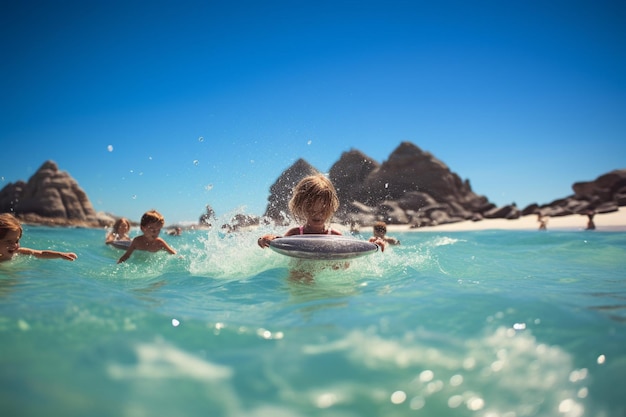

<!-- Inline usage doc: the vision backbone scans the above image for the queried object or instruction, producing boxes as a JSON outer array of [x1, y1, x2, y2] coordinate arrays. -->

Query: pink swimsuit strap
[[299, 226, 332, 235]]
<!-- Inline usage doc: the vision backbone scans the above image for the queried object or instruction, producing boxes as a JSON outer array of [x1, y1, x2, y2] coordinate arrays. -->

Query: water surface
[[1, 226, 625, 417]]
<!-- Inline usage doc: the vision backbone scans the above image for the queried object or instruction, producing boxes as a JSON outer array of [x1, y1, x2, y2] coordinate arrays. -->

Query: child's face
[[0, 229, 20, 261], [141, 223, 163, 241], [373, 227, 386, 237], [117, 222, 130, 234], [303, 200, 330, 226]]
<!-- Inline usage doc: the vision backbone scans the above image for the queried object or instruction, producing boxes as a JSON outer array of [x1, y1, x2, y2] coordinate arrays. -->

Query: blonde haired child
[[0, 213, 77, 262], [257, 174, 386, 250], [117, 210, 176, 263]]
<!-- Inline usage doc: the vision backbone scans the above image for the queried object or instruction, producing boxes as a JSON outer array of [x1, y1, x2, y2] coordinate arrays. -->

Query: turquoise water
[[1, 225, 625, 417]]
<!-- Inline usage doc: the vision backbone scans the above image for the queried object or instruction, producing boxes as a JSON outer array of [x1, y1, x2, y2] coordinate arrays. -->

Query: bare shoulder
[[130, 235, 148, 249], [283, 227, 301, 236]]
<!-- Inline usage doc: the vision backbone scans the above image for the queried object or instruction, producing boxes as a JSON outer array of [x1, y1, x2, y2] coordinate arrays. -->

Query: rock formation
[[263, 158, 320, 224], [263, 142, 500, 227], [260, 142, 625, 228], [523, 169, 626, 217], [0, 160, 109, 227], [332, 142, 497, 226]]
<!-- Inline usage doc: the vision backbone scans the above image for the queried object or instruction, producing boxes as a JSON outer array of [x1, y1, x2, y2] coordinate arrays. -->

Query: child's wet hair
[[0, 213, 23, 239], [373, 221, 387, 233], [112, 217, 130, 231], [140, 210, 165, 227], [288, 174, 339, 224]]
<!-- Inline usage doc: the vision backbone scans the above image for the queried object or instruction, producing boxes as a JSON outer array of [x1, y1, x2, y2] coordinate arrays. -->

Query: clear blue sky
[[2, 0, 625, 224]]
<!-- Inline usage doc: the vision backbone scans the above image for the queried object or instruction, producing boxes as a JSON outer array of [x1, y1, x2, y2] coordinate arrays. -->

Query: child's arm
[[158, 238, 177, 255], [105, 233, 115, 244], [257, 227, 303, 248], [117, 245, 135, 263], [18, 247, 78, 261]]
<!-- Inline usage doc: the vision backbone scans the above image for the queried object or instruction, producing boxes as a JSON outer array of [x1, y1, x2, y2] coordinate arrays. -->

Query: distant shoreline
[[18, 207, 626, 233], [384, 207, 626, 233]]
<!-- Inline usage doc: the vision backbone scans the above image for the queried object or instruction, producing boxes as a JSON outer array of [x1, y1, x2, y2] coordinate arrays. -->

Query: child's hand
[[62, 252, 78, 261], [368, 237, 386, 252], [257, 234, 279, 248]]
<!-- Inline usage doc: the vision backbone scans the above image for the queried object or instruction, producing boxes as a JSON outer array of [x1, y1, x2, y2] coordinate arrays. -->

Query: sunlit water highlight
[[1, 225, 625, 417]]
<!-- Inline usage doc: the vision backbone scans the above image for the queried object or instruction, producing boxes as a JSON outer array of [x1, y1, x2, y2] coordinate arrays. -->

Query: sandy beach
[[385, 207, 626, 233]]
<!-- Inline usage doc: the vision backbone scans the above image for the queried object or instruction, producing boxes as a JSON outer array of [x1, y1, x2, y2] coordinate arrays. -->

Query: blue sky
[[2, 0, 625, 224]]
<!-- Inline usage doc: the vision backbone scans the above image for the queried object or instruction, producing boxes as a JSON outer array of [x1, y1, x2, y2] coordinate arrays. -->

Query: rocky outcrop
[[263, 158, 320, 224], [337, 142, 497, 226], [0, 160, 108, 227], [259, 143, 625, 228], [525, 169, 626, 217], [263, 142, 499, 227], [329, 149, 379, 213]]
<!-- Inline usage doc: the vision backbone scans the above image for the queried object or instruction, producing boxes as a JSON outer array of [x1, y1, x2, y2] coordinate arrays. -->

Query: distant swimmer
[[117, 210, 177, 263], [537, 213, 548, 231], [585, 211, 596, 230], [370, 221, 400, 245], [105, 217, 131, 244], [167, 227, 182, 236]]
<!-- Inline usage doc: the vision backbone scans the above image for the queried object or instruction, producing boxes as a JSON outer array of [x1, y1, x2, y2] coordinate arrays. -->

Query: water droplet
[[132, 195, 137, 200], [198, 136, 204, 142], [448, 395, 463, 408], [450, 374, 463, 386], [409, 396, 425, 410], [466, 396, 484, 411], [384, 183, 389, 189], [172, 319, 180, 327], [107, 145, 114, 152], [391, 391, 406, 404], [193, 160, 199, 166], [205, 184, 213, 191], [307, 140, 312, 145], [419, 370, 434, 382], [316, 393, 337, 408]]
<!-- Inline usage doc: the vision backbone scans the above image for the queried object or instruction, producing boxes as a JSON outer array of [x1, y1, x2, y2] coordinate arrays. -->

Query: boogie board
[[269, 235, 378, 260], [108, 240, 131, 250]]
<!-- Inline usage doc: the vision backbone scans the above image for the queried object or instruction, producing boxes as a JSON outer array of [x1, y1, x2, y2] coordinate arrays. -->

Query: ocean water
[[1, 225, 625, 417]]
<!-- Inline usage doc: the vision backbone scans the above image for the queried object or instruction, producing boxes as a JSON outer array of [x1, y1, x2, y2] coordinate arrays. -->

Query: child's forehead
[[143, 221, 163, 228]]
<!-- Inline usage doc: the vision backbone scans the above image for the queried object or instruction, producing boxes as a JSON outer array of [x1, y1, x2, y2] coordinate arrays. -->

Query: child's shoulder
[[284, 226, 302, 236]]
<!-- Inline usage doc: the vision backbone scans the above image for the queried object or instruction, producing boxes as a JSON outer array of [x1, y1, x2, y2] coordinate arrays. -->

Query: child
[[257, 174, 386, 250], [117, 210, 177, 263], [105, 217, 131, 244], [0, 213, 77, 262], [369, 221, 400, 246]]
